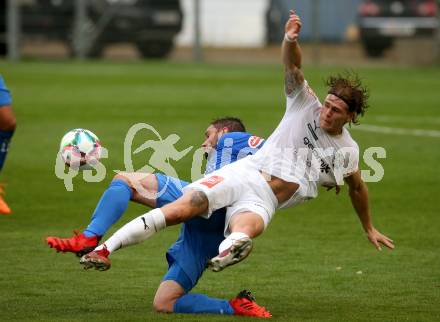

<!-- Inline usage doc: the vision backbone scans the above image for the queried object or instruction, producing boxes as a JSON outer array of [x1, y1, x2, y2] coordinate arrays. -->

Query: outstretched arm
[[282, 10, 304, 95], [345, 170, 395, 251]]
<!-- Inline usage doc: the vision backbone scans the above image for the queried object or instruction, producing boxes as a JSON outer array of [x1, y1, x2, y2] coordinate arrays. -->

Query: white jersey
[[249, 80, 359, 208]]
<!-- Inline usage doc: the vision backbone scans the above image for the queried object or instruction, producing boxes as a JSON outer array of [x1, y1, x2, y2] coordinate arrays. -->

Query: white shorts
[[183, 158, 278, 236]]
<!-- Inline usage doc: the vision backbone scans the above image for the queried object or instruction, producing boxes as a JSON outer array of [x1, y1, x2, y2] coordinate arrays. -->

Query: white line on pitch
[[352, 124, 440, 138], [371, 115, 440, 125]]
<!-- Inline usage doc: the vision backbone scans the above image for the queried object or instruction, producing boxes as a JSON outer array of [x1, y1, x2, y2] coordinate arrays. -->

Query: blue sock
[[0, 129, 14, 171], [173, 293, 234, 315], [83, 179, 133, 237]]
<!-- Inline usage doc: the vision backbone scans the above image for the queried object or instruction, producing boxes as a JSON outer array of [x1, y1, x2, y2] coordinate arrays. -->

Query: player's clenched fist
[[285, 10, 302, 42]]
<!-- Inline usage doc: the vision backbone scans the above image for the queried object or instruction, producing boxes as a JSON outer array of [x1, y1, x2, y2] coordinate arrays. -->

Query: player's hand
[[366, 227, 394, 251], [326, 185, 341, 195], [285, 10, 302, 41]]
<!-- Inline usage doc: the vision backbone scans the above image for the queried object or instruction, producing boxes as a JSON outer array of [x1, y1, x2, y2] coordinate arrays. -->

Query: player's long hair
[[211, 117, 246, 132], [326, 71, 370, 125]]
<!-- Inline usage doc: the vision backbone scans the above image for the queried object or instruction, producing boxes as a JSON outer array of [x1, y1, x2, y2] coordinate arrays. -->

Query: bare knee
[[187, 190, 209, 214], [112, 173, 135, 195], [153, 296, 174, 313], [163, 203, 196, 225], [162, 190, 209, 225], [113, 173, 131, 185], [153, 281, 184, 313], [113, 172, 159, 207]]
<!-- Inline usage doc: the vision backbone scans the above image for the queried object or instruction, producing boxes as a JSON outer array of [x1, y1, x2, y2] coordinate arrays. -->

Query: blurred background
[[1, 0, 439, 65]]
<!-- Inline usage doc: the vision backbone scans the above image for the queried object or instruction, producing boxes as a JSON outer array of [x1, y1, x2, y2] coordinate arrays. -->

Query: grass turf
[[0, 60, 439, 321]]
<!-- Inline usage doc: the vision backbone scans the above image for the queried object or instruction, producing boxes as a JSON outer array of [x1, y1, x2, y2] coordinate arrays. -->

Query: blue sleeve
[[229, 132, 265, 162], [214, 134, 234, 169], [210, 132, 265, 171], [0, 76, 12, 106]]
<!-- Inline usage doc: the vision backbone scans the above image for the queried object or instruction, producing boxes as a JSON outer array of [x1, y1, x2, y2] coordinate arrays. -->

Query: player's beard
[[204, 146, 214, 160]]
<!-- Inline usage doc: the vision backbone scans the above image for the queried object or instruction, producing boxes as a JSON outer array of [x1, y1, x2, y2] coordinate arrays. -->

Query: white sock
[[218, 232, 250, 254], [95, 208, 166, 253]]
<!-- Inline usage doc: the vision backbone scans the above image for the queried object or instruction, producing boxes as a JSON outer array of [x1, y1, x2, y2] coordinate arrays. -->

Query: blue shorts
[[155, 173, 226, 293], [163, 261, 193, 293], [155, 173, 188, 207], [0, 76, 12, 107]]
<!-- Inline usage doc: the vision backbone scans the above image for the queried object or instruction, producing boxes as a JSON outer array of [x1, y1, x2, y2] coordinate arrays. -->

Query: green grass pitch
[[0, 60, 439, 321]]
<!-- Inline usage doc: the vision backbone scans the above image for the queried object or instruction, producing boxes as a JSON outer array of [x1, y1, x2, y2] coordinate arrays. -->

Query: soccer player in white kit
[[82, 10, 394, 274]]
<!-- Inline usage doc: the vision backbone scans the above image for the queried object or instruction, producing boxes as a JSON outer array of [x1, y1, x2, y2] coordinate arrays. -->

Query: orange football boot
[[46, 230, 100, 257], [229, 290, 272, 318], [0, 184, 11, 215]]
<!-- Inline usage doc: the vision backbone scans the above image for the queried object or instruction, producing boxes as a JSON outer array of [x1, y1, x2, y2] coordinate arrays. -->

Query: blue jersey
[[0, 76, 12, 107], [205, 132, 265, 175], [159, 131, 265, 292]]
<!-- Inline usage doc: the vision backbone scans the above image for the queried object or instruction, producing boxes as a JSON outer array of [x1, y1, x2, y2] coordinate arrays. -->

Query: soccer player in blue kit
[[0, 75, 17, 215], [47, 117, 271, 317]]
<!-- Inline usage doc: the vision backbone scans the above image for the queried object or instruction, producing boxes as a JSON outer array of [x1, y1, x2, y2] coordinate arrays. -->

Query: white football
[[60, 128, 101, 170]]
